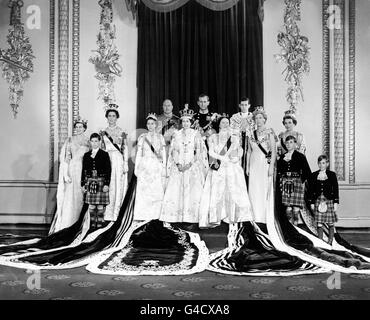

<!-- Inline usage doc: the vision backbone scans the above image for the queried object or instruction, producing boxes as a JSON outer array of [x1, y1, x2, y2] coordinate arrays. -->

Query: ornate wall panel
[[72, 0, 80, 130], [49, 0, 57, 181], [322, 0, 356, 183], [348, 0, 355, 183], [322, 0, 330, 158], [333, 0, 345, 181], [58, 0, 69, 155]]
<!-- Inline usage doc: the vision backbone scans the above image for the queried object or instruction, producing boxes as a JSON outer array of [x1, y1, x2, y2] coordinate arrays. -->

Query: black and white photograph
[[0, 0, 369, 309]]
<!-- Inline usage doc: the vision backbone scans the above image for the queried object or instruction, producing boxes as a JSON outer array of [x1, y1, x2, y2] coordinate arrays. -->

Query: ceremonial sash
[[144, 136, 163, 162], [210, 136, 232, 171], [101, 131, 126, 154], [253, 130, 272, 164]]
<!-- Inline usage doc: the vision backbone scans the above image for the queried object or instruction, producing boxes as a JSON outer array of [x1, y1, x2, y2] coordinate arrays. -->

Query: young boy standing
[[277, 135, 311, 225], [81, 133, 112, 230], [308, 155, 339, 245]]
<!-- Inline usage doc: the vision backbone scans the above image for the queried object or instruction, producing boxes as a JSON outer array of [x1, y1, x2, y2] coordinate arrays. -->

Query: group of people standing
[[133, 94, 340, 245], [51, 93, 341, 247], [0, 95, 368, 276], [50, 104, 128, 232]]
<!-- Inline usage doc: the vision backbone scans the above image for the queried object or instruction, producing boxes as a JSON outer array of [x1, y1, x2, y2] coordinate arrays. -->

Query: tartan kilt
[[280, 176, 305, 207], [85, 177, 110, 205], [314, 195, 337, 224]]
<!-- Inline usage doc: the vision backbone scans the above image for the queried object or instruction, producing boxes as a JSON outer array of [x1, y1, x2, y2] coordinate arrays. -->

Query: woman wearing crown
[[134, 113, 167, 221], [199, 114, 253, 229], [278, 110, 306, 157], [160, 105, 208, 223], [247, 107, 277, 224], [49, 117, 90, 234], [100, 104, 129, 222]]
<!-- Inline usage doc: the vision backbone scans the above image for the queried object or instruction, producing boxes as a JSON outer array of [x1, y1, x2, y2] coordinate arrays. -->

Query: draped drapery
[[125, 0, 265, 19], [136, 0, 263, 127], [140, 0, 240, 12]]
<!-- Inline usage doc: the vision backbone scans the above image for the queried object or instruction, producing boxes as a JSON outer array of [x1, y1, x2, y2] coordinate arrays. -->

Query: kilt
[[314, 195, 337, 224], [85, 176, 110, 205], [280, 176, 305, 207]]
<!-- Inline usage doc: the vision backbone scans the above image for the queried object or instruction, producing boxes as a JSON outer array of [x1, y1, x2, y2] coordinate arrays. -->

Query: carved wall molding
[[322, 0, 330, 158], [333, 0, 345, 181], [58, 0, 69, 156], [72, 0, 80, 131], [348, 0, 355, 184], [49, 0, 57, 181], [322, 0, 356, 183]]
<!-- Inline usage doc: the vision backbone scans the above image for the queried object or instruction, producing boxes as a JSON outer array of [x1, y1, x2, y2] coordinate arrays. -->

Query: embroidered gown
[[102, 126, 128, 221], [134, 132, 167, 221], [160, 128, 208, 223], [49, 134, 90, 234], [248, 128, 276, 224], [199, 130, 253, 228]]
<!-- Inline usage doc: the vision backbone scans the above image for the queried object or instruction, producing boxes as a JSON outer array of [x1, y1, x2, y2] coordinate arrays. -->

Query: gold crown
[[254, 106, 264, 113], [252, 106, 267, 119], [104, 103, 119, 112], [284, 109, 297, 120], [74, 115, 88, 127], [179, 104, 195, 119], [218, 112, 229, 119], [146, 112, 158, 121]]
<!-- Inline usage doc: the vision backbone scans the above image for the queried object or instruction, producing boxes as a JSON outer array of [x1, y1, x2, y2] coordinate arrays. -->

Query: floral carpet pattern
[[0, 267, 369, 300]]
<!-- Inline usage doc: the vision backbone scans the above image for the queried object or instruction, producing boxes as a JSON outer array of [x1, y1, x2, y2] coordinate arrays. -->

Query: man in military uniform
[[157, 99, 180, 157], [193, 94, 218, 146]]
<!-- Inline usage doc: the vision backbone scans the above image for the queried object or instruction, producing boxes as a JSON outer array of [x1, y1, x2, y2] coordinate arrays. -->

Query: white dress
[[160, 128, 208, 223], [199, 130, 254, 228], [102, 126, 128, 221], [248, 128, 275, 224], [134, 132, 166, 221], [49, 134, 90, 234]]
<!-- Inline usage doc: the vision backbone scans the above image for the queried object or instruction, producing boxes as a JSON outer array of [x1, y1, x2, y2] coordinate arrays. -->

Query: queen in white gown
[[160, 106, 208, 223], [199, 115, 254, 228], [247, 107, 277, 224], [134, 113, 167, 221], [49, 118, 90, 234], [100, 105, 128, 222]]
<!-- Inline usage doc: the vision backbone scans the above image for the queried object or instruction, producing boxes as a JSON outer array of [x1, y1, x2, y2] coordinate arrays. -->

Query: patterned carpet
[[0, 224, 369, 300]]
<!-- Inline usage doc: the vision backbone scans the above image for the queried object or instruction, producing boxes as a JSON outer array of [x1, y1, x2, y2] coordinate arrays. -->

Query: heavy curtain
[[137, 0, 263, 127], [140, 0, 240, 12]]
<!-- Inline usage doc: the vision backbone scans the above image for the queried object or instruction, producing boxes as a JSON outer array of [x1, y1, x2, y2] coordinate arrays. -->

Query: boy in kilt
[[277, 135, 311, 225], [81, 133, 112, 230], [307, 155, 339, 245]]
